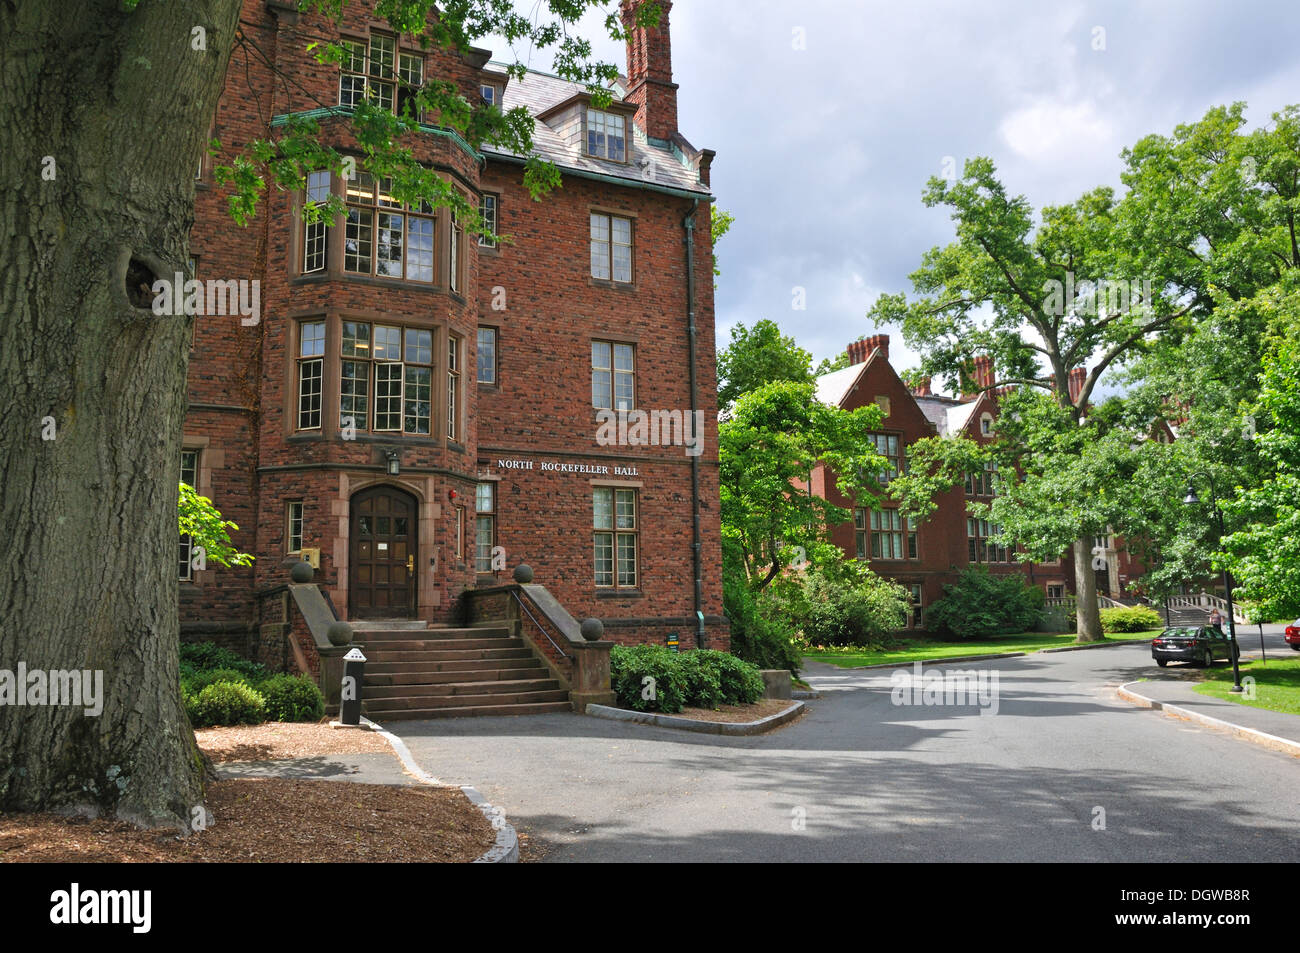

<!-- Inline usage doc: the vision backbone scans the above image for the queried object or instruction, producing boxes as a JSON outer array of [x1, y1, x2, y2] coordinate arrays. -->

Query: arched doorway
[[349, 485, 419, 619]]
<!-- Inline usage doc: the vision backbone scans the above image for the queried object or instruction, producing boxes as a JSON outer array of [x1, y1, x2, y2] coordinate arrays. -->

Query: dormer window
[[339, 35, 422, 117], [586, 108, 626, 162]]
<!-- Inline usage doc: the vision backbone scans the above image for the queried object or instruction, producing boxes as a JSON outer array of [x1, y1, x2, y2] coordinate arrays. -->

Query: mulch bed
[[668, 699, 801, 724], [0, 723, 498, 863], [195, 721, 394, 763]]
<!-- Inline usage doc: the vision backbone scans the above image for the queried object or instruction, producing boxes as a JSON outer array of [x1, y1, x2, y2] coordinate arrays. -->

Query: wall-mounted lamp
[[448, 489, 458, 501], [384, 450, 400, 476]]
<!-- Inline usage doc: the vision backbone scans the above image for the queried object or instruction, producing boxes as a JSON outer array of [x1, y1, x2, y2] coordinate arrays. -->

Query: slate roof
[[482, 65, 711, 197]]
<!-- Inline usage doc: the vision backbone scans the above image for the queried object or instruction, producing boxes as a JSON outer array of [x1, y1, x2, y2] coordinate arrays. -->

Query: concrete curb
[[807, 652, 1028, 672], [1115, 683, 1300, 759], [805, 638, 1153, 672], [792, 690, 821, 700], [586, 700, 805, 735], [1039, 638, 1152, 654], [361, 716, 519, 863]]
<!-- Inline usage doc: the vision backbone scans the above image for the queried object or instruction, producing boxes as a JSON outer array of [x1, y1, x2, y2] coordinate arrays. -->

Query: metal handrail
[[509, 588, 570, 659]]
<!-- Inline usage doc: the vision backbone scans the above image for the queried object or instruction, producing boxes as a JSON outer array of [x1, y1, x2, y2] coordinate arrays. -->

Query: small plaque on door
[[377, 542, 389, 552]]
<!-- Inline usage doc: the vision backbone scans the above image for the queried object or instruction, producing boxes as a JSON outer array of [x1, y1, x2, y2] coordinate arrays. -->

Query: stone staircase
[[353, 620, 571, 721]]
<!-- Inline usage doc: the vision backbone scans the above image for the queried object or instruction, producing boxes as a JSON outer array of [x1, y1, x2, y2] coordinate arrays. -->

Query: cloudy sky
[[502, 1, 1300, 391]]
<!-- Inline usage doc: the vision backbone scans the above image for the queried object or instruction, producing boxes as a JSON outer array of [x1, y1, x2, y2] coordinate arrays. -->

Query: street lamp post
[[1182, 473, 1243, 693]]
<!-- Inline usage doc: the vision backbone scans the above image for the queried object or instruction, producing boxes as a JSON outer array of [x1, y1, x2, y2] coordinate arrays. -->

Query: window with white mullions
[[870, 509, 916, 561], [594, 487, 638, 589], [585, 108, 626, 162], [340, 322, 433, 436], [479, 194, 498, 248], [968, 518, 1008, 563], [297, 321, 326, 430], [302, 170, 331, 273], [179, 449, 200, 581], [590, 213, 633, 283], [345, 169, 435, 282], [477, 327, 497, 384], [965, 461, 998, 496], [286, 501, 304, 554], [867, 433, 902, 484], [446, 335, 461, 441], [475, 483, 495, 572], [592, 340, 634, 410]]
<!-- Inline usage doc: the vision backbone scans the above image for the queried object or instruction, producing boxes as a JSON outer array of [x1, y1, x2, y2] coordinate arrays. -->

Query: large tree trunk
[[0, 0, 241, 828], [1073, 537, 1104, 642]]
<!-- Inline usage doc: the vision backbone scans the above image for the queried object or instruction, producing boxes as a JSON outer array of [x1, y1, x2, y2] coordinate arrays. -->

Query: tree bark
[[1073, 537, 1104, 642], [0, 0, 241, 828]]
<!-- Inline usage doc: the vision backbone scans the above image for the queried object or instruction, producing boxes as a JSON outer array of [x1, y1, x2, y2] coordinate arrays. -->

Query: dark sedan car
[[1151, 625, 1240, 668]]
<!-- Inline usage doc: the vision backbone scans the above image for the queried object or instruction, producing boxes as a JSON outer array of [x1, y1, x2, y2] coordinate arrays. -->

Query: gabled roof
[[483, 65, 711, 197], [813, 363, 866, 408], [913, 394, 980, 437]]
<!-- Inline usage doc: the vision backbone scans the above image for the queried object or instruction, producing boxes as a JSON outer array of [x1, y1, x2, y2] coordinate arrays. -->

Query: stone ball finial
[[580, 618, 604, 642], [290, 561, 314, 583], [513, 563, 534, 584], [326, 621, 353, 647]]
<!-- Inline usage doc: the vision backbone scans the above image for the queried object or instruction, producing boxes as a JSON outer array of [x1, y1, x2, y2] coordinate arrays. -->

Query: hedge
[[610, 645, 764, 714]]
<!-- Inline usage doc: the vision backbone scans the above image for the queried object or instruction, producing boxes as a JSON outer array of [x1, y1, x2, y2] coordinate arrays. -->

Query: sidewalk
[[1118, 673, 1300, 756]]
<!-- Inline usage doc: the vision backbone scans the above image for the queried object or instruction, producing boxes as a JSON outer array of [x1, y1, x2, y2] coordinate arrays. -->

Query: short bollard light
[[340, 647, 367, 726]]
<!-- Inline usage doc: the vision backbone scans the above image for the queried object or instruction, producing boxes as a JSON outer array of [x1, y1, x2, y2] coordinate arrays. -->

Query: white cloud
[[999, 100, 1115, 162]]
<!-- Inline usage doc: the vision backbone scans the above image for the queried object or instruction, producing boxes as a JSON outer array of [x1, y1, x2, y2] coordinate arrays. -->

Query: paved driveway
[[391, 642, 1299, 862]]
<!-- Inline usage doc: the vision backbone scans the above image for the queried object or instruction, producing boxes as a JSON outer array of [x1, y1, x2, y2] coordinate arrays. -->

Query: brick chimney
[[962, 355, 995, 399], [864, 334, 889, 362], [911, 376, 932, 397], [1068, 366, 1087, 404], [846, 339, 869, 366], [620, 0, 678, 141]]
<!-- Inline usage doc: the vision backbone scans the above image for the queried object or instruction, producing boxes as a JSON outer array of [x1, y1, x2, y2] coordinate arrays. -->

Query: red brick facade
[[814, 335, 1152, 630], [181, 0, 727, 651]]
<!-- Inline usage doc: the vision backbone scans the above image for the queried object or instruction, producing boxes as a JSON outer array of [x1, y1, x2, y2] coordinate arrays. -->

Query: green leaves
[[716, 319, 813, 410], [720, 380, 885, 591], [178, 483, 253, 569], [214, 0, 647, 231], [1222, 299, 1300, 619]]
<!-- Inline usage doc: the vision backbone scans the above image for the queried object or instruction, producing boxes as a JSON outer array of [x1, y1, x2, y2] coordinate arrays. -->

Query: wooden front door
[[349, 486, 418, 619]]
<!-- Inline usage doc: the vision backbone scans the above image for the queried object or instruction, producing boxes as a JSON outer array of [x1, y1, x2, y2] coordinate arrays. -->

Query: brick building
[[812, 334, 1155, 630], [180, 0, 728, 658]]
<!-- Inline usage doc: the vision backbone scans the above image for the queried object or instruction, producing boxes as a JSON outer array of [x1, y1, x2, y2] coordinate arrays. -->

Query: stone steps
[[367, 701, 573, 721], [354, 617, 569, 721]]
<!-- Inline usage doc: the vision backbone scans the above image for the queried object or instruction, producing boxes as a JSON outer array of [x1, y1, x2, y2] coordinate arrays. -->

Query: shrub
[[180, 642, 267, 680], [781, 562, 909, 647], [694, 650, 764, 705], [182, 666, 255, 695], [723, 566, 802, 674], [610, 645, 686, 713], [925, 567, 1045, 640], [186, 680, 267, 728], [610, 645, 766, 712], [259, 673, 325, 722], [1099, 605, 1164, 633], [676, 652, 724, 709]]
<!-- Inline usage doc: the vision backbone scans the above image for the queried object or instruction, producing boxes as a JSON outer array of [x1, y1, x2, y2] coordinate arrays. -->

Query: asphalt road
[[393, 640, 1300, 862]]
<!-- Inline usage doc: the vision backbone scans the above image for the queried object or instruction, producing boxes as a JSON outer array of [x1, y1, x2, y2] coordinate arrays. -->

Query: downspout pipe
[[684, 199, 705, 648]]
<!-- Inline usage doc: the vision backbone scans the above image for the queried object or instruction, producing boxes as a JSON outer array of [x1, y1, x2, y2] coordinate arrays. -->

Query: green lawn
[[1193, 657, 1300, 716], [803, 630, 1158, 668]]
